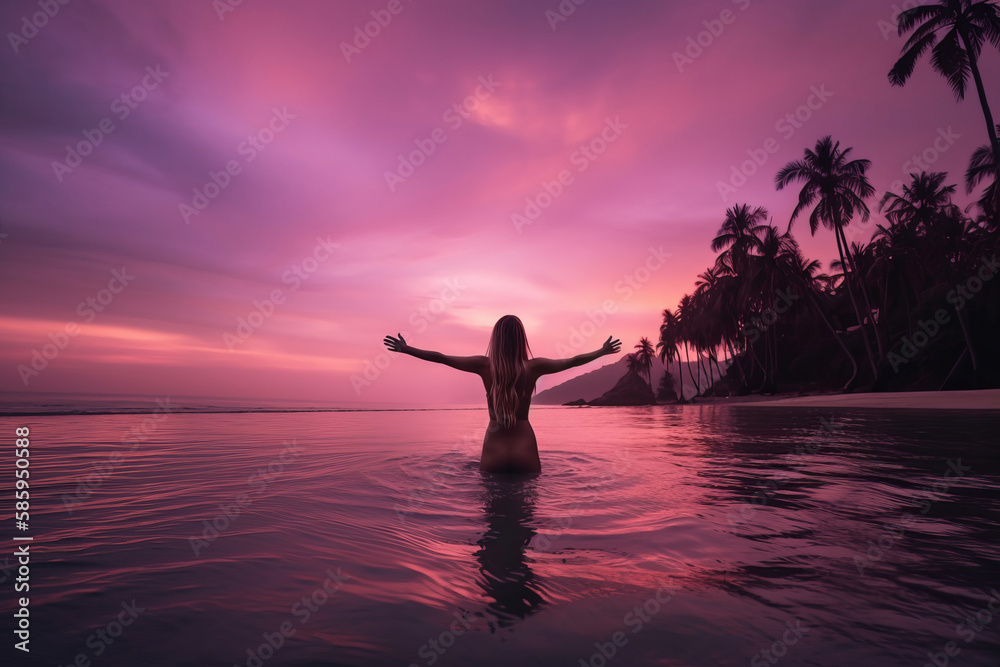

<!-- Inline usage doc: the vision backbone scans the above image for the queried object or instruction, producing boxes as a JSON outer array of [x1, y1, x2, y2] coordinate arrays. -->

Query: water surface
[[3, 406, 999, 666]]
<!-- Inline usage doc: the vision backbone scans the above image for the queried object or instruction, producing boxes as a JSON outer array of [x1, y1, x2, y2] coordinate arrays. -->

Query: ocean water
[[3, 406, 999, 667]]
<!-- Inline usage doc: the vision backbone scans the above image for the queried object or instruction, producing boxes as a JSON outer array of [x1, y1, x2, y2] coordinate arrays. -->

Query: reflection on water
[[476, 475, 547, 627], [4, 406, 1000, 666]]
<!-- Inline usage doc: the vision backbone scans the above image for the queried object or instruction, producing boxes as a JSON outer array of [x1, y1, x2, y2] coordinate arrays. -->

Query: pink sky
[[1, 0, 997, 407]]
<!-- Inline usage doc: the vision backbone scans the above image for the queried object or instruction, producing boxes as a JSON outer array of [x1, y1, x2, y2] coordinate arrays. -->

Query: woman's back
[[480, 363, 545, 474], [484, 370, 535, 423]]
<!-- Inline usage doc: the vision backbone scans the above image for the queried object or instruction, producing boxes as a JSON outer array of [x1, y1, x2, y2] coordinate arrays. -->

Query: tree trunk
[[747, 339, 766, 392], [901, 272, 913, 335], [939, 348, 968, 391], [726, 339, 748, 391], [881, 268, 891, 347], [799, 277, 859, 391], [685, 345, 699, 397], [955, 304, 980, 378], [667, 358, 687, 403], [839, 225, 884, 361], [962, 25, 1000, 210], [712, 352, 726, 394], [834, 223, 878, 380], [755, 333, 769, 394], [695, 347, 703, 395], [769, 328, 776, 386], [769, 274, 778, 390]]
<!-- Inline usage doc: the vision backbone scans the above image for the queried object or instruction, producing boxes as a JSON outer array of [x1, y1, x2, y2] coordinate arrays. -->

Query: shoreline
[[0, 406, 491, 417], [680, 389, 1000, 410], [3, 389, 999, 417]]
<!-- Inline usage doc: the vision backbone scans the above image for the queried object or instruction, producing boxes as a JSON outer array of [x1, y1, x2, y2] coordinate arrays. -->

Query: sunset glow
[[1, 0, 996, 406]]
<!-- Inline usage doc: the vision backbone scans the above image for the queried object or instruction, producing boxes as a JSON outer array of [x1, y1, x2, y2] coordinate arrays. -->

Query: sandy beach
[[743, 389, 1000, 410]]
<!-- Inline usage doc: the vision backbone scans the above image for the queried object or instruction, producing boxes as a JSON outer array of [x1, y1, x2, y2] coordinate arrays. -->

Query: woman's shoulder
[[525, 359, 550, 384], [526, 357, 559, 374]]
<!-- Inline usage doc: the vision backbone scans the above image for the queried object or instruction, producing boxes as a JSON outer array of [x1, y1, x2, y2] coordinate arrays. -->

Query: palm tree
[[871, 221, 922, 339], [625, 353, 641, 376], [657, 308, 686, 401], [712, 204, 768, 272], [675, 294, 703, 396], [634, 337, 655, 390], [775, 136, 881, 380], [879, 171, 957, 231], [694, 266, 741, 395], [965, 124, 999, 220], [740, 225, 803, 393], [785, 251, 862, 391], [878, 172, 959, 339], [889, 0, 1000, 199], [686, 289, 718, 393], [920, 203, 984, 375], [656, 371, 677, 401], [708, 234, 757, 393]]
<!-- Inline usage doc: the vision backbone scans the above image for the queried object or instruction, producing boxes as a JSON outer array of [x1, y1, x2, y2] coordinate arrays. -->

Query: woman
[[383, 315, 621, 474]]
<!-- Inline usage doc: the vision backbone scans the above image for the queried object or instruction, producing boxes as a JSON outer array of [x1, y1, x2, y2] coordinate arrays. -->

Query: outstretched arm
[[383, 333, 487, 374], [532, 336, 621, 376]]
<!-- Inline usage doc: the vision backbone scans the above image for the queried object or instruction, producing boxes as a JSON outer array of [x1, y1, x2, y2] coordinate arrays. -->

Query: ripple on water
[[7, 408, 1000, 666]]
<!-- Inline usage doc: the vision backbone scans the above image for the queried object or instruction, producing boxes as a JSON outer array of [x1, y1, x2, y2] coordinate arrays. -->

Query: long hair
[[486, 315, 533, 428]]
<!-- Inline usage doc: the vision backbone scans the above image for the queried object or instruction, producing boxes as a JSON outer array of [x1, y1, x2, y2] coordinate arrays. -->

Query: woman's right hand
[[601, 336, 621, 356], [383, 333, 408, 353]]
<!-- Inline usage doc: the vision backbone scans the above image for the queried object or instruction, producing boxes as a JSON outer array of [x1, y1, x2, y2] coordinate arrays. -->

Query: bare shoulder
[[527, 357, 561, 376], [433, 353, 490, 375], [464, 355, 490, 373]]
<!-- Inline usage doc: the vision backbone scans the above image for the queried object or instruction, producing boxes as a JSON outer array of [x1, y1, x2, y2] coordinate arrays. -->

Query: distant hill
[[533, 356, 726, 404]]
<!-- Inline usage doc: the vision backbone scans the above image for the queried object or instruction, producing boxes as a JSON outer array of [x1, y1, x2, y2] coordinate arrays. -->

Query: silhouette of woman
[[384, 315, 621, 474]]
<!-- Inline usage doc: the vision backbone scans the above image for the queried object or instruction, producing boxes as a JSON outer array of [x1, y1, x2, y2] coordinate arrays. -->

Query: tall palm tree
[[920, 203, 984, 375], [675, 294, 703, 396], [695, 265, 744, 394], [878, 172, 959, 339], [784, 251, 862, 391], [775, 136, 881, 380], [965, 124, 1000, 220], [711, 232, 763, 392], [871, 221, 922, 338], [741, 225, 802, 393], [689, 289, 719, 392], [712, 204, 768, 272], [889, 0, 1000, 198], [656, 308, 684, 401], [634, 337, 655, 390]]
